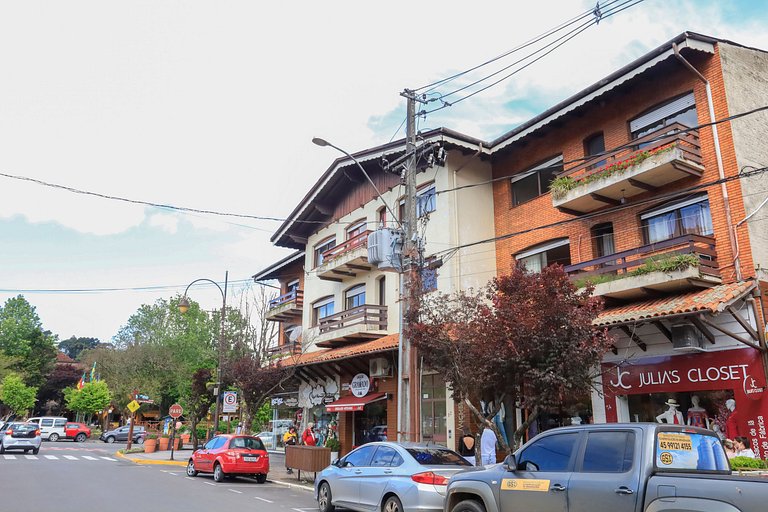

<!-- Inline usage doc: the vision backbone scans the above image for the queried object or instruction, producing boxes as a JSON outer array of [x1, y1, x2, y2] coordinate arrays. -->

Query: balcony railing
[[268, 341, 301, 355], [564, 234, 720, 299], [269, 289, 303, 310], [552, 124, 703, 213], [317, 231, 373, 282], [321, 231, 371, 263], [318, 304, 388, 334], [265, 289, 303, 322]]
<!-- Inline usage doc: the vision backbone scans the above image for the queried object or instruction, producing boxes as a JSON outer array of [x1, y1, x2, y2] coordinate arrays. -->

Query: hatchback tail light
[[5, 430, 11, 436], [35, 430, 41, 436], [411, 471, 449, 486]]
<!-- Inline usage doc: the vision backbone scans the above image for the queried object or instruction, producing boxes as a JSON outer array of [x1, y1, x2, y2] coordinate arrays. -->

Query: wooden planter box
[[285, 445, 332, 473]]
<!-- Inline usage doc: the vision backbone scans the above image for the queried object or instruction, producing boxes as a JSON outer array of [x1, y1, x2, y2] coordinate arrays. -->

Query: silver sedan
[[0, 423, 42, 454], [315, 442, 473, 512]]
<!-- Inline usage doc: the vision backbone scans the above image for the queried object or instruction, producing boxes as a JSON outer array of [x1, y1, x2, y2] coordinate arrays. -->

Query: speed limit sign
[[222, 391, 238, 412]]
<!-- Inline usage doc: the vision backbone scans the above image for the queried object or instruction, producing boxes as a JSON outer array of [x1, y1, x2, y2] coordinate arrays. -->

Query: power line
[[0, 278, 281, 295]]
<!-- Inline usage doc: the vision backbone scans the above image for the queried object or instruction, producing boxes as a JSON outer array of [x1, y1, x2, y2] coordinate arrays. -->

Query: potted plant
[[325, 437, 341, 463], [158, 434, 170, 451], [144, 433, 158, 453], [179, 426, 191, 446]]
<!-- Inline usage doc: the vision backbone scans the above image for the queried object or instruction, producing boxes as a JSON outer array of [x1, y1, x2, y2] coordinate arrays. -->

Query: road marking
[[228, 489, 242, 494], [25, 455, 38, 460], [205, 482, 216, 486], [63, 455, 78, 460], [100, 456, 117, 461], [254, 497, 273, 503], [44, 455, 58, 460], [2, 455, 16, 460], [168, 472, 179, 476], [82, 456, 98, 460]]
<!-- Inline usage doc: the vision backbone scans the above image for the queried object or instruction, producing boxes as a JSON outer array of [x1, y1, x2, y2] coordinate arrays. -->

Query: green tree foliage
[[0, 296, 57, 388], [36, 363, 82, 415], [58, 336, 100, 360], [64, 381, 112, 415], [182, 368, 214, 448], [0, 373, 38, 418]]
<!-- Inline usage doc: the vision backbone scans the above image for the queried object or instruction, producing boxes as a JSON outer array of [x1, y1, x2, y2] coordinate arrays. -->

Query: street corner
[[114, 450, 188, 466]]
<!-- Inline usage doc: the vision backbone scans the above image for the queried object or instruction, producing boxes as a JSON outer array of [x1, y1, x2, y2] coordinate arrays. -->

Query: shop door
[[354, 402, 387, 446], [500, 432, 579, 512], [568, 431, 639, 512]]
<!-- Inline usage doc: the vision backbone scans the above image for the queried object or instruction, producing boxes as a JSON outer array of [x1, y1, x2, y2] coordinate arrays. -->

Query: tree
[[0, 296, 57, 387], [406, 264, 611, 453], [0, 373, 37, 419], [58, 336, 100, 360], [183, 368, 215, 448], [64, 381, 112, 419], [227, 355, 295, 433], [35, 363, 83, 415]]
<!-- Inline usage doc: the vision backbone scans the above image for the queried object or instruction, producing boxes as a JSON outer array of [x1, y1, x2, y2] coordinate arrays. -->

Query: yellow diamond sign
[[127, 400, 140, 413]]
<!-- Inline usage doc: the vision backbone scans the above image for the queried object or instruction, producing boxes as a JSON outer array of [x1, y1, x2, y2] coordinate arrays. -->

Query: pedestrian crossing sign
[[127, 400, 140, 413]]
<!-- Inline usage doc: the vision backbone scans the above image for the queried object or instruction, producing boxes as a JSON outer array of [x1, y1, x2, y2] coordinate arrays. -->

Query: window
[[377, 276, 386, 306], [343, 445, 376, 467], [229, 437, 265, 450], [417, 184, 436, 216], [592, 223, 615, 258], [405, 448, 472, 466], [584, 132, 606, 170], [421, 374, 447, 443], [377, 206, 387, 228], [641, 195, 713, 244], [371, 446, 400, 467], [518, 432, 579, 472], [345, 284, 366, 309], [511, 155, 564, 206], [582, 431, 634, 472], [314, 237, 336, 267], [347, 220, 367, 239], [516, 239, 571, 272], [41, 419, 53, 427], [630, 92, 697, 140], [313, 296, 335, 325], [286, 279, 299, 294], [398, 198, 406, 222], [54, 419, 67, 427]]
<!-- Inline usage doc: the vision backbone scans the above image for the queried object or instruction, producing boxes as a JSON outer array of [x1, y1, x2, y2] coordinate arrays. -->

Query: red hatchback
[[187, 434, 269, 483], [64, 423, 91, 442]]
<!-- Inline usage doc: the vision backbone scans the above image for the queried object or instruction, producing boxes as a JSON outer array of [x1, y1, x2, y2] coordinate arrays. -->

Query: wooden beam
[[331, 269, 356, 277], [726, 305, 760, 342], [618, 326, 647, 351], [347, 264, 372, 271], [318, 275, 343, 282], [698, 316, 765, 351], [652, 321, 673, 343], [590, 193, 621, 206], [689, 317, 717, 345], [557, 206, 583, 216], [627, 178, 658, 192]]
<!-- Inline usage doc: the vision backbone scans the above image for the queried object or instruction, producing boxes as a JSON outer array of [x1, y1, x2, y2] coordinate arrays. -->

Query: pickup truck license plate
[[243, 456, 258, 462]]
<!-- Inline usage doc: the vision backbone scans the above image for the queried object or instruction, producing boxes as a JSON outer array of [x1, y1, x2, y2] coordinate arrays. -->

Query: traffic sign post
[[126, 399, 140, 451], [169, 403, 183, 461]]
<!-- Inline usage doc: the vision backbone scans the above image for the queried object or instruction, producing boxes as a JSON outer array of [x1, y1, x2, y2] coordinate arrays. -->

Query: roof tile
[[282, 334, 399, 367]]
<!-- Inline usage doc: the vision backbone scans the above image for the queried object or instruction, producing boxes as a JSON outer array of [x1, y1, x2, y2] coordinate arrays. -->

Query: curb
[[115, 450, 188, 466], [268, 478, 315, 492]]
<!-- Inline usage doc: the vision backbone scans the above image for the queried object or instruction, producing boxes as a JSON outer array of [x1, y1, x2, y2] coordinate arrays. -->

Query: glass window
[[347, 220, 367, 239], [631, 92, 697, 140], [417, 185, 436, 217], [371, 446, 400, 467], [655, 431, 729, 472], [398, 199, 406, 222], [313, 297, 335, 325], [212, 437, 227, 450], [229, 437, 265, 451], [516, 239, 571, 272], [405, 448, 472, 466], [204, 438, 218, 450], [314, 237, 336, 267], [54, 419, 67, 427], [511, 156, 563, 206], [582, 431, 635, 472], [518, 432, 579, 472], [641, 195, 713, 244], [41, 419, 54, 427], [345, 284, 366, 309], [378, 207, 387, 228], [286, 279, 299, 294], [343, 445, 377, 467], [584, 132, 606, 170]]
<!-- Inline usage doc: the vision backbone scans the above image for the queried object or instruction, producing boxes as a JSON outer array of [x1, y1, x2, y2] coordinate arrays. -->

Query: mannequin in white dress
[[656, 398, 685, 424]]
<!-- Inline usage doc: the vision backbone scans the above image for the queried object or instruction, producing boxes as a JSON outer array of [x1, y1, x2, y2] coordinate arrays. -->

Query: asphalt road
[[0, 441, 319, 512]]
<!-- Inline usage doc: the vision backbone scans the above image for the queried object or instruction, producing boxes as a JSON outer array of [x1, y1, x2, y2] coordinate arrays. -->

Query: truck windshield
[[655, 431, 729, 472]]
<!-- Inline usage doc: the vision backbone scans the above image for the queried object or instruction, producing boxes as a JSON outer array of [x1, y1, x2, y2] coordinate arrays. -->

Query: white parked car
[[27, 416, 68, 441]]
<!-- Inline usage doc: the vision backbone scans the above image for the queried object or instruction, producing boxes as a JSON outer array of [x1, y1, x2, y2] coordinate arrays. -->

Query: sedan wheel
[[75, 433, 87, 443], [48, 433, 59, 442], [451, 500, 486, 512], [135, 437, 144, 445], [318, 482, 335, 512], [186, 460, 198, 477], [32, 447, 40, 455], [106, 436, 115, 444], [255, 473, 267, 484], [383, 496, 403, 512], [213, 463, 225, 483]]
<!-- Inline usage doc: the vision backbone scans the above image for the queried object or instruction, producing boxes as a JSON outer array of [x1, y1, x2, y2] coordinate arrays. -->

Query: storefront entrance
[[353, 401, 387, 446]]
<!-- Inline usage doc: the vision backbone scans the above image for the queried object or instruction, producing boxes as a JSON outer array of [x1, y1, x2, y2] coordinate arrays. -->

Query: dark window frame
[[313, 236, 337, 267], [344, 284, 366, 309], [510, 155, 564, 206], [640, 194, 713, 244], [312, 296, 335, 326]]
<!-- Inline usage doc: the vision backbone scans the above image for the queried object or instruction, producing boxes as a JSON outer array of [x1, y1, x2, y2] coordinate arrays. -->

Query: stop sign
[[169, 403, 183, 419]]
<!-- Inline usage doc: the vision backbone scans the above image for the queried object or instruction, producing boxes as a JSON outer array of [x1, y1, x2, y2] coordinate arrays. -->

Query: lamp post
[[178, 271, 228, 437]]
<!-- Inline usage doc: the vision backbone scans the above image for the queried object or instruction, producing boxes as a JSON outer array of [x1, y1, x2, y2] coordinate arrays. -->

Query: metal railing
[[321, 231, 371, 263], [268, 289, 303, 310], [318, 304, 388, 334]]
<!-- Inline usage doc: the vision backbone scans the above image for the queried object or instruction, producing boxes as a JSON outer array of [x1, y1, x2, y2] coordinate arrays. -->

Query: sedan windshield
[[406, 448, 471, 466], [229, 437, 265, 450]]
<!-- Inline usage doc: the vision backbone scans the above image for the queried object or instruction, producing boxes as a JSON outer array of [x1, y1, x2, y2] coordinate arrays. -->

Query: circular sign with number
[[169, 403, 183, 419], [350, 373, 370, 398]]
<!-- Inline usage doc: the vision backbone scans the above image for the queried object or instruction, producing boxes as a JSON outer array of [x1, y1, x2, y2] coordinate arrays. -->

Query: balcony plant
[[573, 253, 701, 290]]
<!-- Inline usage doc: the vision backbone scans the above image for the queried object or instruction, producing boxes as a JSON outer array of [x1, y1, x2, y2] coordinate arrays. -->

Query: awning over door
[[325, 392, 387, 413]]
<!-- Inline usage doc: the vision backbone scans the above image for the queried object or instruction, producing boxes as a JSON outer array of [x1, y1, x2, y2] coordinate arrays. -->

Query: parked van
[[27, 417, 68, 441]]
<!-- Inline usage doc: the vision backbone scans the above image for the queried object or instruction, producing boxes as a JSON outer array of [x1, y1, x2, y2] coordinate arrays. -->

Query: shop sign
[[285, 397, 299, 407], [323, 396, 336, 404], [271, 395, 299, 407], [350, 373, 370, 398]]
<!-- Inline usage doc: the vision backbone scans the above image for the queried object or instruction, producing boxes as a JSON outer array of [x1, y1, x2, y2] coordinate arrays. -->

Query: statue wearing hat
[[656, 398, 685, 425]]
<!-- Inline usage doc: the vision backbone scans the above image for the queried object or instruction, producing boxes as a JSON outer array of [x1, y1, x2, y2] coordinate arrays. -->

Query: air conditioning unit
[[367, 228, 404, 271], [369, 357, 392, 378], [671, 323, 705, 352]]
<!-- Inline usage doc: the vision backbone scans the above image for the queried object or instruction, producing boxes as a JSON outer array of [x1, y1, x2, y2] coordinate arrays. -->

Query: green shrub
[[730, 456, 767, 470], [629, 254, 699, 277], [325, 437, 341, 451]]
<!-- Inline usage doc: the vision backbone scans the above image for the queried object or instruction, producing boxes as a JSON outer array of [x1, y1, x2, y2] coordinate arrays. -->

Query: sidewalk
[[115, 448, 316, 491]]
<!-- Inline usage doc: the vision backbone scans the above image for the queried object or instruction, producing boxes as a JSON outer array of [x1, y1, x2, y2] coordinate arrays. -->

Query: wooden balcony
[[265, 290, 303, 322], [553, 124, 704, 214], [268, 341, 301, 356], [564, 234, 721, 301], [315, 304, 388, 347], [317, 231, 373, 282]]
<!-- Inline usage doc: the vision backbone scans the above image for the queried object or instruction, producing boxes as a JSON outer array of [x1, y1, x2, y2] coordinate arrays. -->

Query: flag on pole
[[90, 361, 96, 382], [77, 373, 85, 390]]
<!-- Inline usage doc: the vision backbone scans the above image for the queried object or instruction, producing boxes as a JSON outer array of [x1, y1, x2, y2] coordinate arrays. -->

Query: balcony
[[317, 231, 373, 282], [268, 341, 301, 356], [265, 289, 303, 322], [564, 234, 720, 301], [315, 304, 388, 347], [552, 124, 704, 214]]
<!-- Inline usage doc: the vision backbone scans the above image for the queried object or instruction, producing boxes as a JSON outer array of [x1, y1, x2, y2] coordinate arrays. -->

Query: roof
[[252, 250, 304, 281], [282, 333, 398, 367], [595, 281, 757, 327]]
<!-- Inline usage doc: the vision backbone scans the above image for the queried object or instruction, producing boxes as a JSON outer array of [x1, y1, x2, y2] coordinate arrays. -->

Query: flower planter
[[144, 439, 157, 453], [158, 437, 170, 451], [172, 437, 182, 450], [181, 433, 190, 447]]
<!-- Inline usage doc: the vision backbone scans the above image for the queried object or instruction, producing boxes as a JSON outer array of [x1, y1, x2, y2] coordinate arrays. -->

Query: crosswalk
[[1, 453, 119, 462]]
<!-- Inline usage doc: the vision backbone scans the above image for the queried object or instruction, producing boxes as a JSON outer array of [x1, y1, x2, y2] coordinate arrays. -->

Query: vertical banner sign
[[222, 391, 238, 413]]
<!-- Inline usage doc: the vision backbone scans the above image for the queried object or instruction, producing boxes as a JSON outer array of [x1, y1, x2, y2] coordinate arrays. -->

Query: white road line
[[167, 472, 178, 476], [63, 455, 78, 460], [100, 457, 117, 461], [3, 455, 16, 460], [25, 455, 38, 460], [205, 482, 216, 486], [82, 456, 98, 460], [254, 497, 274, 503], [228, 489, 242, 494], [44, 455, 58, 460]]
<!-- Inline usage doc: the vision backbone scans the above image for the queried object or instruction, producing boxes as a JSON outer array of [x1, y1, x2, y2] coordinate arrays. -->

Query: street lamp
[[178, 271, 228, 437]]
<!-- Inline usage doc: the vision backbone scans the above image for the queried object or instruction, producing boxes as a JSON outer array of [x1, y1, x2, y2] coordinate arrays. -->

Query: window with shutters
[[510, 155, 564, 206], [515, 239, 571, 273], [630, 92, 697, 140]]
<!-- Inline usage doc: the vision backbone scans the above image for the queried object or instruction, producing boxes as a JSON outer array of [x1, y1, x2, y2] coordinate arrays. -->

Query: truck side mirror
[[503, 454, 517, 471]]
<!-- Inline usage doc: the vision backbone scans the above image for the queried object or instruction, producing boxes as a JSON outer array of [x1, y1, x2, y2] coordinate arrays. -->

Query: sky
[[1, 0, 767, 344]]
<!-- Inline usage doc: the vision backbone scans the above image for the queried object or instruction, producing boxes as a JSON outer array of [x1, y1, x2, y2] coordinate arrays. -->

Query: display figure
[[686, 395, 710, 428], [656, 398, 684, 424], [725, 399, 741, 439]]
